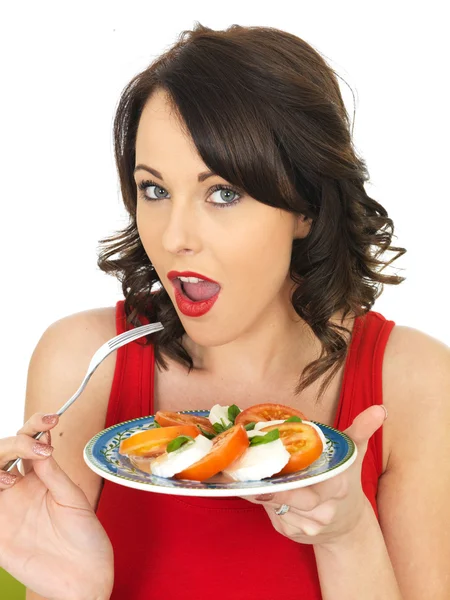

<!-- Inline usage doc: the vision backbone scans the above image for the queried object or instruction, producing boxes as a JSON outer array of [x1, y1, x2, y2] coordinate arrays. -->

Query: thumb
[[344, 405, 387, 457], [31, 456, 93, 511]]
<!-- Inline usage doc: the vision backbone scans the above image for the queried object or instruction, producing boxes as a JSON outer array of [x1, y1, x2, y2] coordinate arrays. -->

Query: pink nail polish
[[0, 473, 17, 485], [42, 414, 58, 425], [254, 493, 275, 502], [33, 443, 53, 457]]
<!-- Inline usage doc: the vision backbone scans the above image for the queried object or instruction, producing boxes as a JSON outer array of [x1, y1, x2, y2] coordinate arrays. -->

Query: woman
[[0, 23, 449, 600]]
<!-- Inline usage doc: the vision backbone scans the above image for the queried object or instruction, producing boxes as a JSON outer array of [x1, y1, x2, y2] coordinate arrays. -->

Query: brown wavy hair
[[97, 22, 405, 399]]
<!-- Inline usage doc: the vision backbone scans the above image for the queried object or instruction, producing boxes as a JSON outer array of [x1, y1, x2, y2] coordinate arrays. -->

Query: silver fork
[[4, 321, 164, 473]]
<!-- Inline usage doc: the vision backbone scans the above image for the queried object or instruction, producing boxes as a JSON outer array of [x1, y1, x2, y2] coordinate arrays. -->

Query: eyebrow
[[134, 164, 216, 183]]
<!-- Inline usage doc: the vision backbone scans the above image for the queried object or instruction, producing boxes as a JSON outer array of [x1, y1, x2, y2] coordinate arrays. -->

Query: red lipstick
[[167, 270, 221, 317]]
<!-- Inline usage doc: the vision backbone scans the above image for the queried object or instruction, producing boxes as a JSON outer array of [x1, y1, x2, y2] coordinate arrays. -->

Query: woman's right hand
[[0, 413, 114, 600]]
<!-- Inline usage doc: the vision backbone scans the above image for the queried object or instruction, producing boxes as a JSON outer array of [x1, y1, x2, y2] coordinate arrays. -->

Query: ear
[[293, 214, 312, 239]]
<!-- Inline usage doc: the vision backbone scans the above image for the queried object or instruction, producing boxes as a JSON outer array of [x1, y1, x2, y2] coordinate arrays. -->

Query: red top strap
[[334, 311, 395, 467], [104, 304, 155, 429]]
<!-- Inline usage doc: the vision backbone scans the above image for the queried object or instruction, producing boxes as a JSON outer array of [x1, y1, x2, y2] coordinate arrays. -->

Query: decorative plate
[[83, 410, 357, 497]]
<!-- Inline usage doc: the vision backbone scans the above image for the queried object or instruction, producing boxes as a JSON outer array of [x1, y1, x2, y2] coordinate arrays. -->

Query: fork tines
[[108, 323, 163, 350], [107, 323, 163, 351]]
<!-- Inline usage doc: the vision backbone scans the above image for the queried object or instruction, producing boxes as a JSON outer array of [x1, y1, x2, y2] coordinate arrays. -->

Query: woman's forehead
[[137, 91, 185, 146], [135, 92, 208, 181]]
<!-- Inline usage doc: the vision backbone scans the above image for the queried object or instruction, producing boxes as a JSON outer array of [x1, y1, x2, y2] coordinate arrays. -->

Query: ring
[[274, 503, 290, 516]]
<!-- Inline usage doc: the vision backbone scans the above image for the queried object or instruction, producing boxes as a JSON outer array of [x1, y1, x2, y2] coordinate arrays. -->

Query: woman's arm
[[314, 499, 402, 598], [316, 327, 450, 599], [20, 308, 117, 600]]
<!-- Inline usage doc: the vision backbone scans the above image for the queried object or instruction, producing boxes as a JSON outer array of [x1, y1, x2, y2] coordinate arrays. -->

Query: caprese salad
[[118, 403, 327, 483]]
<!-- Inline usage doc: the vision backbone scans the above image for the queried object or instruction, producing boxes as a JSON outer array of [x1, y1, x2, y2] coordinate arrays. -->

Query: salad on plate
[[118, 403, 327, 483]]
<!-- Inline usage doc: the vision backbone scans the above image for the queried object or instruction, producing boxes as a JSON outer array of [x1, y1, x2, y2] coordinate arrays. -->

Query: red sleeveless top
[[95, 301, 395, 600]]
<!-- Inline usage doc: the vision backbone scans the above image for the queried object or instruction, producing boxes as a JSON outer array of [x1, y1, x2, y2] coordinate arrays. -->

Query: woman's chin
[[182, 326, 234, 349], [179, 316, 241, 351]]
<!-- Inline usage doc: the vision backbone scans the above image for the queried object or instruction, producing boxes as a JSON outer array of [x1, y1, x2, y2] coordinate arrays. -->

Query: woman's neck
[[183, 299, 316, 381], [182, 298, 354, 388]]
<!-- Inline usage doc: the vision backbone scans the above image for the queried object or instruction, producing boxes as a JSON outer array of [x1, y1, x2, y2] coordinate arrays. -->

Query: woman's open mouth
[[167, 271, 221, 317]]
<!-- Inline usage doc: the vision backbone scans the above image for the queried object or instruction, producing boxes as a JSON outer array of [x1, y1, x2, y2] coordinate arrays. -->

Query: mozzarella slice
[[150, 435, 213, 478], [247, 429, 267, 439], [223, 439, 290, 482], [208, 404, 232, 427], [254, 419, 286, 430], [247, 420, 287, 439], [249, 419, 327, 453]]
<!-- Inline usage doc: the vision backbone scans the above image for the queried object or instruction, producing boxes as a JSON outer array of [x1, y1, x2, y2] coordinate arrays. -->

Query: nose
[[161, 199, 202, 256]]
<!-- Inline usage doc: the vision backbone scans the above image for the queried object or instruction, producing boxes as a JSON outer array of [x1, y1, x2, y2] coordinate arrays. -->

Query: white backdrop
[[0, 1, 448, 438]]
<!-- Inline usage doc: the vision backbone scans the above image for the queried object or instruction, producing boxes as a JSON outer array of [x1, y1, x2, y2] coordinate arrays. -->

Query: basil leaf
[[284, 415, 302, 423], [213, 419, 233, 435], [213, 422, 226, 434], [153, 420, 162, 428], [244, 422, 256, 431], [227, 404, 241, 423], [166, 435, 195, 453], [249, 429, 280, 446], [198, 426, 216, 440]]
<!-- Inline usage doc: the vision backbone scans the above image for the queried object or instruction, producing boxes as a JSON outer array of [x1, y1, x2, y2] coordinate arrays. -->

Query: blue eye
[[137, 180, 169, 200], [136, 179, 243, 208], [208, 185, 241, 207]]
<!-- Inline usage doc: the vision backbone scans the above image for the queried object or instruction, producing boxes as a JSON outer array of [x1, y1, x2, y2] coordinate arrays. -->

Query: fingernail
[[380, 405, 388, 420], [254, 493, 275, 502], [0, 473, 17, 485], [33, 443, 54, 457], [42, 414, 58, 425]]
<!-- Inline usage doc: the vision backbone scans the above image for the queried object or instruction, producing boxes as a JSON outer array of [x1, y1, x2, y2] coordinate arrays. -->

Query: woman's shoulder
[[23, 305, 119, 508], [383, 324, 449, 394], [45, 304, 117, 339], [27, 305, 118, 417], [383, 323, 449, 411], [27, 303, 118, 419], [362, 311, 449, 382], [380, 323, 450, 468], [28, 305, 118, 386]]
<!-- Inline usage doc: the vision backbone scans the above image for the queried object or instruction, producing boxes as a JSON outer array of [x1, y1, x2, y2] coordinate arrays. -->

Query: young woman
[[0, 23, 449, 600]]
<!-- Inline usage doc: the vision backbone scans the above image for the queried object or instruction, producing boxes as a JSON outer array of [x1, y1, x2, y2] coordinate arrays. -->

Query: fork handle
[[3, 360, 97, 472], [4, 368, 94, 473], [2, 323, 163, 474], [3, 377, 89, 473]]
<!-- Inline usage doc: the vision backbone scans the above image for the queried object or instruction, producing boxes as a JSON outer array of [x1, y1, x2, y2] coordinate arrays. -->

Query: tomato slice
[[175, 424, 249, 482], [154, 411, 216, 435], [234, 403, 307, 427], [118, 424, 199, 457], [260, 422, 323, 474]]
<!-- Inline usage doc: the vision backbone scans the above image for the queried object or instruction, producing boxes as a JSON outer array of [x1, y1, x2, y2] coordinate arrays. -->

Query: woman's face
[[134, 89, 309, 347]]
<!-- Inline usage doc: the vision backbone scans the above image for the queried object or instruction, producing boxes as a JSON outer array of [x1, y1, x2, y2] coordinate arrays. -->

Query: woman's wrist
[[313, 500, 402, 600], [77, 591, 110, 600], [314, 497, 376, 551], [66, 579, 112, 600], [92, 583, 113, 600]]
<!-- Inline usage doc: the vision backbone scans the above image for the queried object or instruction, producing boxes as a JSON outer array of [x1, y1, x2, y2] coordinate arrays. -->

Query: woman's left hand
[[241, 404, 387, 546]]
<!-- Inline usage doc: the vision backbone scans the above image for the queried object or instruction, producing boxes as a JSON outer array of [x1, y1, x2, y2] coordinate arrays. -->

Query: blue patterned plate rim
[[83, 409, 357, 497]]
